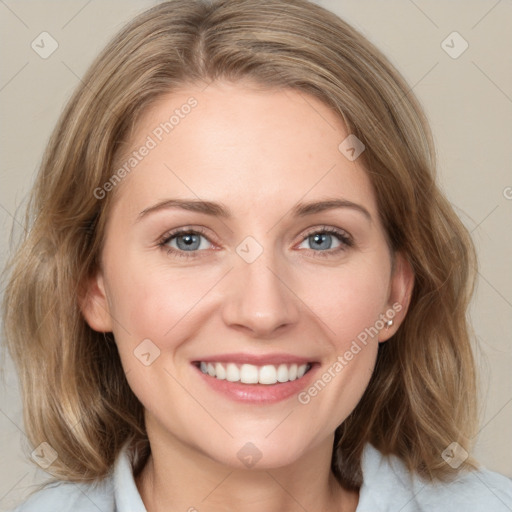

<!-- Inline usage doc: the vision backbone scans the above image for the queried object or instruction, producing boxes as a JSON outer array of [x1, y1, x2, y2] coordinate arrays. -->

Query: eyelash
[[158, 225, 354, 260]]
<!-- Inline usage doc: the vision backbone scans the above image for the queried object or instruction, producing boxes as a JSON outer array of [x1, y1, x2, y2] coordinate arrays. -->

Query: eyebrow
[[137, 197, 372, 223]]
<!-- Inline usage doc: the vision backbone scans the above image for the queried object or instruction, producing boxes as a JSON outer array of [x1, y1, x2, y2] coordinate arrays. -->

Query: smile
[[197, 361, 312, 385]]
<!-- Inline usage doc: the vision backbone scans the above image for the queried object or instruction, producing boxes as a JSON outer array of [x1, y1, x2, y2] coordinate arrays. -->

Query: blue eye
[[158, 226, 353, 260], [159, 228, 212, 259], [297, 227, 353, 258]]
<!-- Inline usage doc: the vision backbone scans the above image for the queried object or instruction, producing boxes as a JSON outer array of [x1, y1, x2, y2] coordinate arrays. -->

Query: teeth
[[198, 361, 311, 384], [276, 364, 289, 383], [226, 363, 240, 382], [215, 362, 226, 380], [259, 365, 277, 385], [240, 364, 259, 384]]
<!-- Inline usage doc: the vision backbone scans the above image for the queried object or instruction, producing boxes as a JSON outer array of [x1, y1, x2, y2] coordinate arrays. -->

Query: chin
[[197, 433, 316, 471]]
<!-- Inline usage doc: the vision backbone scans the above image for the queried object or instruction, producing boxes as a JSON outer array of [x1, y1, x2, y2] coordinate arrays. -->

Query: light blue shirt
[[11, 442, 512, 511]]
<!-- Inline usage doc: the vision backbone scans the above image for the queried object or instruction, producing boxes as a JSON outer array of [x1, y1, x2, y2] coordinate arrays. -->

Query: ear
[[78, 270, 113, 333], [378, 251, 414, 343]]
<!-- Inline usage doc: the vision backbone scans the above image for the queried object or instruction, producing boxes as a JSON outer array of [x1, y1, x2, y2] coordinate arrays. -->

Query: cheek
[[291, 260, 389, 427], [105, 256, 223, 349], [299, 259, 390, 349]]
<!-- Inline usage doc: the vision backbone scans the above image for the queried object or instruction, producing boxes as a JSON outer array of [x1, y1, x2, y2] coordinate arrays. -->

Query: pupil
[[312, 233, 330, 249], [177, 233, 199, 250]]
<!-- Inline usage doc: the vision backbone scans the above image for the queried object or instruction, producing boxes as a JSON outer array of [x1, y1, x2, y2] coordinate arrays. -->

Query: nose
[[221, 245, 301, 339]]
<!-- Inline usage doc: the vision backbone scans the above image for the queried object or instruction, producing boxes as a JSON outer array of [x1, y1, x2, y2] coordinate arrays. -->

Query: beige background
[[1, 0, 511, 509]]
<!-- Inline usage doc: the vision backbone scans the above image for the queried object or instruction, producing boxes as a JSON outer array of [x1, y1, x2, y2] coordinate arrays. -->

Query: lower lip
[[192, 363, 319, 404]]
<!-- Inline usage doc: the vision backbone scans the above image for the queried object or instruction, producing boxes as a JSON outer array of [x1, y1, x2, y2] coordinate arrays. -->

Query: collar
[[109, 442, 415, 512], [113, 442, 147, 512], [111, 441, 512, 512]]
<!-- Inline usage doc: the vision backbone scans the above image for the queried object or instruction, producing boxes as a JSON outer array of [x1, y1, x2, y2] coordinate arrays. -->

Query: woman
[[3, 0, 512, 510]]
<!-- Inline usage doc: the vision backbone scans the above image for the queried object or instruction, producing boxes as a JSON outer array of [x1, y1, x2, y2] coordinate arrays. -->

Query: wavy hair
[[2, 0, 478, 490]]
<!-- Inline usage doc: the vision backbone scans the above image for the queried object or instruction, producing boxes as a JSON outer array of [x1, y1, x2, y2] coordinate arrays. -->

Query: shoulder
[[10, 474, 115, 512], [10, 441, 146, 512], [358, 443, 512, 512]]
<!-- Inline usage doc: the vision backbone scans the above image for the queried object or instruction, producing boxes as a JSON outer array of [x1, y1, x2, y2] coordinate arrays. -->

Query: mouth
[[193, 361, 313, 385], [191, 354, 319, 404]]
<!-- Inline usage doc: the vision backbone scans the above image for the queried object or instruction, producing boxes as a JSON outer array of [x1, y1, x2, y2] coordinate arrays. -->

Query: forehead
[[110, 80, 378, 221]]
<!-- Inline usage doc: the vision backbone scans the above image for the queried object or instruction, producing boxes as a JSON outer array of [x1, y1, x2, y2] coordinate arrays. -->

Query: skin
[[81, 79, 414, 512]]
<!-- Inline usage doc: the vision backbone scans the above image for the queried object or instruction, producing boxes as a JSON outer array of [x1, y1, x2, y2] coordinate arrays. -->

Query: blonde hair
[[2, 0, 479, 490]]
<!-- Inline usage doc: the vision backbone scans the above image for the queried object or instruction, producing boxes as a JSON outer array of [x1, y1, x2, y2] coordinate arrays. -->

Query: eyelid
[[158, 225, 352, 246], [299, 224, 353, 245], [159, 225, 215, 246], [158, 224, 354, 259]]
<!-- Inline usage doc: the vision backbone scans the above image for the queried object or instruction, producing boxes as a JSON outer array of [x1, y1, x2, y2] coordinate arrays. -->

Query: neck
[[135, 420, 358, 512]]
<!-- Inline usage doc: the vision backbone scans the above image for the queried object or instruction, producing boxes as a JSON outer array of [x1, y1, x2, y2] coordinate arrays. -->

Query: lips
[[191, 352, 318, 403]]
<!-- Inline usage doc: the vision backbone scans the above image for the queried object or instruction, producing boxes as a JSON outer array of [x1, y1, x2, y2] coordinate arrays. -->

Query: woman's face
[[83, 80, 412, 470]]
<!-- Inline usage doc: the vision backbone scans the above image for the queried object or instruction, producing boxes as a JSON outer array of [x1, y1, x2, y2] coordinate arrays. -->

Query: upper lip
[[192, 352, 316, 366]]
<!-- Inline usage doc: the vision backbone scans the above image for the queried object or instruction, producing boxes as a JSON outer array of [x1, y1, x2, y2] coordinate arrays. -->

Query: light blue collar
[[111, 441, 512, 512]]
